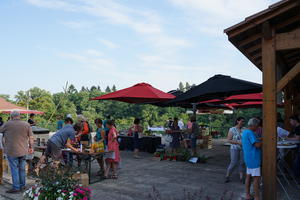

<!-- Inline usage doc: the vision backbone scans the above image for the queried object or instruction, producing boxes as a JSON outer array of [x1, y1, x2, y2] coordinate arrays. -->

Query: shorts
[[104, 151, 115, 161], [191, 138, 197, 149], [246, 167, 261, 177], [44, 140, 62, 161]]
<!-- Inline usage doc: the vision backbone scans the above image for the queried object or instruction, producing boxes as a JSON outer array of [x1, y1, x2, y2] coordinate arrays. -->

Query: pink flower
[[73, 193, 78, 196], [83, 197, 88, 200]]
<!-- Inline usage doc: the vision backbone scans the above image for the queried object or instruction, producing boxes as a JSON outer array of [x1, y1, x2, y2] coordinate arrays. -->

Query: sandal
[[102, 175, 110, 179]]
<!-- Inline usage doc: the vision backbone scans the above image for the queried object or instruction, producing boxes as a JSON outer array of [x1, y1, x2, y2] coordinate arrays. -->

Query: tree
[[90, 86, 97, 91], [185, 82, 191, 91], [80, 87, 86, 92], [178, 82, 184, 92], [112, 85, 117, 92], [68, 84, 77, 94], [0, 94, 10, 101], [105, 86, 111, 93]]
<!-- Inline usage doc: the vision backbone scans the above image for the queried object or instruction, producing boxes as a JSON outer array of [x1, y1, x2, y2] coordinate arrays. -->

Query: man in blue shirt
[[35, 122, 82, 175], [242, 118, 262, 200]]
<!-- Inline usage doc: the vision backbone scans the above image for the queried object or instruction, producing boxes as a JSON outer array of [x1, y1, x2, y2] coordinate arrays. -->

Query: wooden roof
[[224, 0, 300, 71]]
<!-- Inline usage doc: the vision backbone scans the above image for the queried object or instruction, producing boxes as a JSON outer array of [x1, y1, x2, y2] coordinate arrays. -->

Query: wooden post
[[262, 22, 277, 200], [0, 149, 2, 184], [284, 84, 293, 130]]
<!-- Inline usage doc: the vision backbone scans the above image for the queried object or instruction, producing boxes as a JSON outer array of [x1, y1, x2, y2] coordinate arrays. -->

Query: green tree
[[178, 82, 184, 92], [185, 82, 191, 91], [0, 94, 10, 101], [68, 84, 77, 94], [105, 86, 111, 93], [112, 85, 117, 92]]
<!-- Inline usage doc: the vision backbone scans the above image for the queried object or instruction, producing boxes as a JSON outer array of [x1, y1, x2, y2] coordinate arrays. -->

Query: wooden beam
[[262, 22, 277, 200], [253, 53, 261, 60], [276, 28, 300, 50], [225, 1, 300, 37], [239, 33, 262, 47], [275, 14, 300, 30], [284, 84, 293, 130], [277, 61, 300, 92], [245, 43, 261, 54]]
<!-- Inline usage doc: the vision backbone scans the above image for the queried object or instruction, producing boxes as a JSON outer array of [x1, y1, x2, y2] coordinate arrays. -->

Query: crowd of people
[[0, 111, 122, 193], [166, 116, 200, 156], [0, 110, 299, 199], [224, 114, 300, 200]]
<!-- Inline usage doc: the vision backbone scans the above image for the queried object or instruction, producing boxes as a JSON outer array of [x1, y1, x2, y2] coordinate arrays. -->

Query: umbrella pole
[[192, 103, 197, 117]]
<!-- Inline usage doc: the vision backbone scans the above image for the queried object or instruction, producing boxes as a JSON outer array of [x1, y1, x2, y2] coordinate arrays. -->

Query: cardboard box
[[72, 172, 89, 186]]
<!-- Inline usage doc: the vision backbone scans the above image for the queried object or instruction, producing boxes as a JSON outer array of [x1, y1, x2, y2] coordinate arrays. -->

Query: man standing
[[27, 113, 36, 126], [0, 111, 34, 193], [242, 118, 262, 200]]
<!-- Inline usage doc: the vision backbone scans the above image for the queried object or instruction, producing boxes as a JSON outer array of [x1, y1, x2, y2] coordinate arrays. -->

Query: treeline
[[0, 82, 263, 134]]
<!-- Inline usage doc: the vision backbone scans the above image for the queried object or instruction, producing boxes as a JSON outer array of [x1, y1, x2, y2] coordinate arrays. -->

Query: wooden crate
[[202, 135, 213, 149]]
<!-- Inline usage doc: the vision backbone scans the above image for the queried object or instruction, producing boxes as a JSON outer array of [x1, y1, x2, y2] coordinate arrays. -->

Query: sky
[[0, 0, 280, 97]]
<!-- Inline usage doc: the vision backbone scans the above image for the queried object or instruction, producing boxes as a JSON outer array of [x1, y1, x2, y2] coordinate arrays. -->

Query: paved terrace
[[0, 139, 293, 200]]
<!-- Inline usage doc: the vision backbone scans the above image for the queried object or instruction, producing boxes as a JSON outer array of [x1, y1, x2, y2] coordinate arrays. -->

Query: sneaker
[[134, 155, 141, 159]]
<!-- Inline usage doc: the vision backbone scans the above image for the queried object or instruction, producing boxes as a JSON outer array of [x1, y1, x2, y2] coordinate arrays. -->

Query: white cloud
[[59, 50, 114, 69], [168, 0, 279, 36], [60, 20, 93, 29], [97, 39, 119, 49], [25, 0, 190, 50]]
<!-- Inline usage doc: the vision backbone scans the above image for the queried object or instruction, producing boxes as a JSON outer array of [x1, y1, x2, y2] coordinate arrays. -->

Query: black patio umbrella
[[151, 90, 230, 110], [151, 90, 184, 107], [169, 74, 262, 105]]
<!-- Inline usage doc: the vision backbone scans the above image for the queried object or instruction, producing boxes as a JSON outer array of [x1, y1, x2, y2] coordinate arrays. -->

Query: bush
[[24, 167, 91, 200]]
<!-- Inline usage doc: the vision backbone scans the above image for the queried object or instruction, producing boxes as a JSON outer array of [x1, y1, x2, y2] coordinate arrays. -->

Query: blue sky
[[0, 0, 279, 97]]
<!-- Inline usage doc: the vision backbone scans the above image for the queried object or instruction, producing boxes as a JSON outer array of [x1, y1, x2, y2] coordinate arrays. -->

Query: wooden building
[[224, 0, 300, 199]]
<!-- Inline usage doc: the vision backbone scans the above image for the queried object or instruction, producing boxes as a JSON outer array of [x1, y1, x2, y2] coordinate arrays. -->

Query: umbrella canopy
[[91, 83, 175, 103], [227, 101, 283, 109], [151, 90, 184, 107], [170, 74, 262, 104], [199, 93, 262, 104], [0, 109, 44, 114], [0, 97, 44, 115]]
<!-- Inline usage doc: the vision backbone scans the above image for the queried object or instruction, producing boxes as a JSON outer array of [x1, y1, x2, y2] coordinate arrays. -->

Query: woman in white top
[[225, 117, 245, 183]]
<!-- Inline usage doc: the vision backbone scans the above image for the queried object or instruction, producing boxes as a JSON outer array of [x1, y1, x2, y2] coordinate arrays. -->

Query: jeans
[[7, 155, 26, 190], [226, 148, 245, 176]]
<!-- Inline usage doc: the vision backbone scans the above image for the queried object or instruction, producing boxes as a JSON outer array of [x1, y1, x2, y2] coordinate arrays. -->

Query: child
[[104, 120, 120, 179]]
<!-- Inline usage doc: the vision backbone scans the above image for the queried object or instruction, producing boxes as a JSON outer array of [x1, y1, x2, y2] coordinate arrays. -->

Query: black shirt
[[28, 118, 35, 126], [290, 125, 300, 137]]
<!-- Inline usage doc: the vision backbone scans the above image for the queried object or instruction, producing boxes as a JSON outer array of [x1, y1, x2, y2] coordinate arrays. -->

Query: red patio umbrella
[[199, 93, 262, 104], [226, 101, 284, 109], [91, 83, 176, 103], [0, 97, 44, 115]]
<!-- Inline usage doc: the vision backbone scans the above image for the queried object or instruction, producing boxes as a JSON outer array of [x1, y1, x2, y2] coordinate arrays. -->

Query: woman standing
[[225, 117, 245, 183], [128, 118, 143, 159], [94, 118, 106, 176], [170, 117, 181, 154], [104, 120, 120, 179]]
